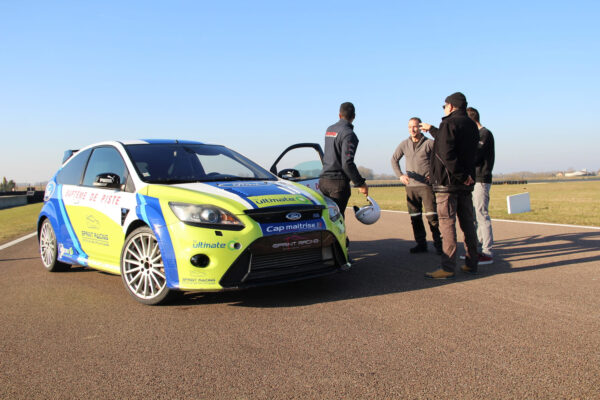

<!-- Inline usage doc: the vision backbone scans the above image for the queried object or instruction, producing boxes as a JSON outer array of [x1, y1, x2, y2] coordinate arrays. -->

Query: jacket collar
[[338, 118, 354, 129], [441, 108, 468, 121], [408, 134, 427, 146]]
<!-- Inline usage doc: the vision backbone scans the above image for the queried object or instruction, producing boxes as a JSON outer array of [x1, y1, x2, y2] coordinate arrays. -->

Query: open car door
[[270, 143, 323, 192]]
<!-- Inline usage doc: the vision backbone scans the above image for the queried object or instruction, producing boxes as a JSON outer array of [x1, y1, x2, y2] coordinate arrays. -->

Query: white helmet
[[353, 196, 380, 225]]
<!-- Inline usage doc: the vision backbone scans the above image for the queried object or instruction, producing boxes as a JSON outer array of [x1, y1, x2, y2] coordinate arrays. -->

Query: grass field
[[351, 181, 600, 227], [0, 203, 43, 245], [0, 181, 598, 246]]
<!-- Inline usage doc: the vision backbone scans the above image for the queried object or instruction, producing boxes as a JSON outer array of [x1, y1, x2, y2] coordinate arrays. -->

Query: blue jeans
[[473, 183, 494, 256]]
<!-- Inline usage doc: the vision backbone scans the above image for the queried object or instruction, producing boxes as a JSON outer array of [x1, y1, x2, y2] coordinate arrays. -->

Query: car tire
[[120, 226, 172, 305], [39, 219, 70, 272]]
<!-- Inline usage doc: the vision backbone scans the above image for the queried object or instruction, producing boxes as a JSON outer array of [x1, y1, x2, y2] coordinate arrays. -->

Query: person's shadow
[[491, 231, 600, 272], [174, 230, 600, 308]]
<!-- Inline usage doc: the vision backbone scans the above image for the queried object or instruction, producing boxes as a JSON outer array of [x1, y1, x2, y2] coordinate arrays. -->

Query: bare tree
[[357, 166, 374, 180]]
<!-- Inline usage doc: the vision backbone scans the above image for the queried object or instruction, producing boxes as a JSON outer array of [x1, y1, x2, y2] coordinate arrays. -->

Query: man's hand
[[400, 175, 410, 186], [358, 183, 369, 196], [419, 123, 432, 132], [464, 175, 474, 185]]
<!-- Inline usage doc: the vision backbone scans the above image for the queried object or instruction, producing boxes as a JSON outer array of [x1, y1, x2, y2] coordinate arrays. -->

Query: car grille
[[219, 231, 346, 288], [244, 204, 325, 224]]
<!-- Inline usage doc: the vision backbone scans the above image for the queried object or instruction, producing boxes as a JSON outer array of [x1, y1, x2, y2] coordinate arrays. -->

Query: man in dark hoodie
[[420, 92, 480, 279], [319, 102, 368, 218]]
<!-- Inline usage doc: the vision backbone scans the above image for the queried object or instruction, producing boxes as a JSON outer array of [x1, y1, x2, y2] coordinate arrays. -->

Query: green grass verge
[[0, 203, 43, 245], [351, 181, 600, 227], [1, 181, 598, 246]]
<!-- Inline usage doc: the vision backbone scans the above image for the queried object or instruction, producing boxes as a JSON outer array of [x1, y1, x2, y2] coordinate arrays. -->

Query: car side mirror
[[277, 168, 301, 180], [93, 173, 121, 189]]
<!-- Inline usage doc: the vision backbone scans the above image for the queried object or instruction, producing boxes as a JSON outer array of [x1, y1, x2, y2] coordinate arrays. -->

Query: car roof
[[62, 139, 208, 163], [121, 139, 205, 145]]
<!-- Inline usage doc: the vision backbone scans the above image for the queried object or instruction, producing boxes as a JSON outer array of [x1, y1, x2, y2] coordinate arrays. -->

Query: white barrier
[[507, 192, 531, 214]]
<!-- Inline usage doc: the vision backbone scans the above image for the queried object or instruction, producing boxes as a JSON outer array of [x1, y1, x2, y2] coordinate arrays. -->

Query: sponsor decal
[[63, 188, 122, 205], [58, 243, 74, 258], [181, 277, 216, 284], [272, 236, 320, 250], [248, 194, 311, 208], [261, 219, 325, 235], [97, 174, 117, 185], [44, 181, 56, 202], [81, 230, 109, 246], [86, 215, 100, 229], [218, 182, 268, 188], [228, 241, 242, 250], [285, 212, 302, 221], [192, 240, 240, 250]]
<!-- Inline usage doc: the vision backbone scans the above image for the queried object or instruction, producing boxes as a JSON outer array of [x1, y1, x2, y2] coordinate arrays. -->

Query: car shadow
[[172, 230, 600, 308]]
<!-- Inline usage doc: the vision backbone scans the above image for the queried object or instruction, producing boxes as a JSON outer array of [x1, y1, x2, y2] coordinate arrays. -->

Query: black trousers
[[318, 177, 351, 218], [406, 185, 442, 250]]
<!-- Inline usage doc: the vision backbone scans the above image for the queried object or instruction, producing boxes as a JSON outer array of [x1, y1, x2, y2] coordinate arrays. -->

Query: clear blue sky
[[2, 0, 599, 183]]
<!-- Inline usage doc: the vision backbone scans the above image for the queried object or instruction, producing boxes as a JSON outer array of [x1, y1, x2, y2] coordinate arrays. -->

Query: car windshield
[[124, 143, 277, 184]]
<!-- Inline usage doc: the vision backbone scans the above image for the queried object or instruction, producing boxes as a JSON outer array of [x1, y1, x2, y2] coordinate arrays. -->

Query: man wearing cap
[[420, 92, 480, 279], [391, 117, 443, 254]]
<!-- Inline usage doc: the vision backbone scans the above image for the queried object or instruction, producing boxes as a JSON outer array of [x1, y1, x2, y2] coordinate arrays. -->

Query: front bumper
[[219, 230, 348, 288]]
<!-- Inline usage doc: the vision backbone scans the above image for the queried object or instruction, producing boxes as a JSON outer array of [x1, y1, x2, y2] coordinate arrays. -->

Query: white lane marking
[[378, 209, 600, 230], [490, 218, 600, 230], [0, 232, 37, 251]]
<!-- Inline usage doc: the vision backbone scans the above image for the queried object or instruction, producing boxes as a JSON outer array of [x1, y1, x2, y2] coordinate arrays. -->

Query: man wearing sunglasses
[[419, 92, 480, 279]]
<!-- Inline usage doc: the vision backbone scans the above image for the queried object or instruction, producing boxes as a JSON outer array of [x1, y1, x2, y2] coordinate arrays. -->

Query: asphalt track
[[1, 212, 599, 399]]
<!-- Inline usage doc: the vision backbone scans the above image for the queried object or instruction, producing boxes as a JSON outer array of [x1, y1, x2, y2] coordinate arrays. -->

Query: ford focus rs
[[38, 140, 349, 304]]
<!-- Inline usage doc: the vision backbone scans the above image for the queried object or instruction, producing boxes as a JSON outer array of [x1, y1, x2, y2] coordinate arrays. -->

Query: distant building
[[564, 169, 595, 177]]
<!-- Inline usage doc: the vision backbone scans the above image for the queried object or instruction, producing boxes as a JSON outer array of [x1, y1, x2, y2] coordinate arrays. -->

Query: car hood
[[146, 180, 324, 211]]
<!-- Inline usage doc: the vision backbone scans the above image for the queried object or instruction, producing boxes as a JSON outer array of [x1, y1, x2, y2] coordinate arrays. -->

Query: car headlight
[[324, 196, 342, 223], [169, 202, 244, 231]]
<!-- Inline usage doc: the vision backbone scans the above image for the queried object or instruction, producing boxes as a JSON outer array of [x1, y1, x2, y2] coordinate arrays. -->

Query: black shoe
[[409, 244, 428, 254], [461, 265, 479, 275]]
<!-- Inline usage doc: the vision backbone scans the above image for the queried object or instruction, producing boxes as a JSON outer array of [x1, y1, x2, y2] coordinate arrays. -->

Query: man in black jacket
[[467, 107, 495, 265], [319, 102, 368, 218], [420, 92, 480, 279]]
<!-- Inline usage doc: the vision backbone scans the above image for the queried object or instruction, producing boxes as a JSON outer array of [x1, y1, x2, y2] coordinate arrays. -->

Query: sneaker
[[478, 254, 493, 265], [410, 244, 428, 254], [461, 265, 479, 275], [425, 268, 455, 279]]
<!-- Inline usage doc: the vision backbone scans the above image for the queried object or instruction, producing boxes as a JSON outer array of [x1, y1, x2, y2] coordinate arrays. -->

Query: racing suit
[[319, 119, 365, 217]]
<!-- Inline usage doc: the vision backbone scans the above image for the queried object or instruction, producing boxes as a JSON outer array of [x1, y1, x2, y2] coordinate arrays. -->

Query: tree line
[[0, 177, 17, 192]]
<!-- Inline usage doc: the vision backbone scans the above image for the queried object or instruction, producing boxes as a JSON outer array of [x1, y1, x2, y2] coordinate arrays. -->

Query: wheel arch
[[37, 202, 59, 241], [125, 219, 149, 238]]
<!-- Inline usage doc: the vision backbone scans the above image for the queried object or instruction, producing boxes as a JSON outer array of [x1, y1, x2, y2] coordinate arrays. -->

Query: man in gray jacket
[[391, 117, 442, 254]]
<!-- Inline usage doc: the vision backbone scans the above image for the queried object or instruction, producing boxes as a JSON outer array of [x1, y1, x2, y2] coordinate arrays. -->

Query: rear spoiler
[[62, 149, 79, 164]]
